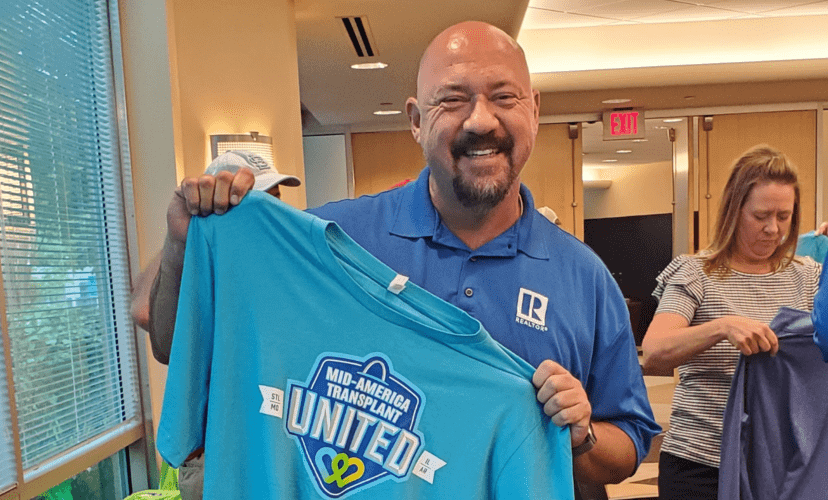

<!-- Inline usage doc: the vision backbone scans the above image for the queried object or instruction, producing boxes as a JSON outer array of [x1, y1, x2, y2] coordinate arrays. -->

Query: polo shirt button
[[464, 288, 473, 297]]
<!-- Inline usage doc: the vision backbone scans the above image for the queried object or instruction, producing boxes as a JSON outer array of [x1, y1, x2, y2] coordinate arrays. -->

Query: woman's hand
[[715, 315, 778, 356]]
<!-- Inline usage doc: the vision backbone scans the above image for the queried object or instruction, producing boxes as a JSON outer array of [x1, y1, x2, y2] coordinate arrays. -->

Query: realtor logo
[[515, 287, 549, 331], [285, 353, 425, 498]]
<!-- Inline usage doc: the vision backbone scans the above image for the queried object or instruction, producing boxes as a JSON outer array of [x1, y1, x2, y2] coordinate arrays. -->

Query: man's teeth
[[467, 149, 496, 156]]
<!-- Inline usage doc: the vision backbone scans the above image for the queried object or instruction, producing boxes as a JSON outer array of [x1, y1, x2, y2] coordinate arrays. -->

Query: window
[[0, 0, 142, 497]]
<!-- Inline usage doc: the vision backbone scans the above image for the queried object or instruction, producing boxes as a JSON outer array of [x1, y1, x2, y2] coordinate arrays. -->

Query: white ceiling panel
[[765, 0, 828, 15], [635, 4, 744, 22], [697, 0, 828, 14], [296, 0, 828, 134], [528, 0, 621, 12], [575, 0, 689, 21], [522, 8, 619, 29]]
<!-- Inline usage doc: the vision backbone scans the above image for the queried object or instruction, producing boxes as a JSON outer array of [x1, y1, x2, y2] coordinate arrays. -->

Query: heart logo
[[315, 447, 365, 488]]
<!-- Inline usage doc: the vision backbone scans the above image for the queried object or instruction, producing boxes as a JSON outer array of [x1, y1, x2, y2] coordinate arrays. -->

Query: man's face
[[408, 26, 539, 209], [266, 184, 282, 199]]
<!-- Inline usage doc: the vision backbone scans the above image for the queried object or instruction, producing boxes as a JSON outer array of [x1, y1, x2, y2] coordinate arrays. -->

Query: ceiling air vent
[[340, 16, 376, 57]]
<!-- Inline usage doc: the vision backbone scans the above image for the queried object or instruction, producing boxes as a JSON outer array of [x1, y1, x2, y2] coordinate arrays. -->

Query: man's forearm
[[131, 251, 162, 332], [573, 421, 637, 485], [147, 234, 187, 365]]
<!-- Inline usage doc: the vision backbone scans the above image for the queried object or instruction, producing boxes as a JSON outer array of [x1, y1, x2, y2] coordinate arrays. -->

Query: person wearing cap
[[130, 150, 300, 500], [133, 22, 659, 497], [131, 149, 301, 360], [204, 150, 301, 199]]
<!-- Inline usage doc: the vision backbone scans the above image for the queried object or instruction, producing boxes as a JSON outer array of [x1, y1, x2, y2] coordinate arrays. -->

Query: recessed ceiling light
[[602, 98, 631, 104], [616, 149, 632, 154], [351, 62, 388, 70], [373, 110, 401, 115], [602, 159, 618, 163], [663, 118, 682, 123]]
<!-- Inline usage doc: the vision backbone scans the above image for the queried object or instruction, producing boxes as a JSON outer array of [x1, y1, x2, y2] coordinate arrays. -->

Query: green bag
[[123, 461, 181, 500], [158, 461, 180, 491], [122, 490, 181, 500]]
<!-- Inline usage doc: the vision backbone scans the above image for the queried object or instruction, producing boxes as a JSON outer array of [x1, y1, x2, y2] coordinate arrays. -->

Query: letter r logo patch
[[516, 288, 548, 327]]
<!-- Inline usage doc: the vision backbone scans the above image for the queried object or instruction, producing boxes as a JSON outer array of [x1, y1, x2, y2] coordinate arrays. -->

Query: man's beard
[[449, 131, 517, 210]]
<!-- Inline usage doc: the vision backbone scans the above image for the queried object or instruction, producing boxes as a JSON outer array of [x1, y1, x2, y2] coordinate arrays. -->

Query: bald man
[[135, 21, 659, 494]]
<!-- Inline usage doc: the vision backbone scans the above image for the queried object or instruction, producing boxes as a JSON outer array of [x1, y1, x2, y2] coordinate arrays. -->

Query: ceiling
[[295, 0, 828, 166]]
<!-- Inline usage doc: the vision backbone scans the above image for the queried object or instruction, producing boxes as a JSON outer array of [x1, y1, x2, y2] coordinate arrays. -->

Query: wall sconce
[[210, 131, 274, 167]]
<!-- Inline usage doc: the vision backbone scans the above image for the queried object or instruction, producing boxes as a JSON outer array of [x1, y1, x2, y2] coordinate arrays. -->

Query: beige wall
[[698, 110, 817, 248], [119, 0, 178, 463], [583, 161, 673, 219], [169, 0, 306, 210]]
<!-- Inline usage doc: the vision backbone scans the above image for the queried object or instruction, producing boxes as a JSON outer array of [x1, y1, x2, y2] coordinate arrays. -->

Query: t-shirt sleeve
[[156, 218, 215, 468], [494, 421, 574, 499], [585, 266, 661, 469], [652, 255, 704, 323]]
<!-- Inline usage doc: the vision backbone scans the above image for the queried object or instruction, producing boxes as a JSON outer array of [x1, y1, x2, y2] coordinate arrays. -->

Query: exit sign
[[602, 110, 645, 140]]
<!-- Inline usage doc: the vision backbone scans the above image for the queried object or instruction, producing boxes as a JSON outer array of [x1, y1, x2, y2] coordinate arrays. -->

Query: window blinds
[[0, 0, 140, 492]]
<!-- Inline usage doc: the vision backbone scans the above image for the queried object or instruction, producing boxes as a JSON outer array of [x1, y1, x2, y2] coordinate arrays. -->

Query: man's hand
[[532, 359, 592, 447], [167, 168, 256, 243]]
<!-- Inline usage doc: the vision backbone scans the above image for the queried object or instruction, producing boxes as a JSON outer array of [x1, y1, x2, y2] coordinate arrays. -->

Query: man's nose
[[463, 96, 498, 136]]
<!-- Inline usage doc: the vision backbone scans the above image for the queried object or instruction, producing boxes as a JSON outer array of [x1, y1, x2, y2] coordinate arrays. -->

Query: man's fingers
[[212, 171, 235, 215], [532, 359, 565, 389], [197, 175, 216, 215], [229, 168, 256, 206], [179, 178, 201, 216]]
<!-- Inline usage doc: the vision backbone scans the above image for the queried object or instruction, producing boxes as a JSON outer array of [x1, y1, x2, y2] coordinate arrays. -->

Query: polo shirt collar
[[390, 167, 550, 260]]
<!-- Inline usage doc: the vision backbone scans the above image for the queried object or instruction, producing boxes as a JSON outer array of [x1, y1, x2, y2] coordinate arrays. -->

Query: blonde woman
[[642, 144, 820, 499]]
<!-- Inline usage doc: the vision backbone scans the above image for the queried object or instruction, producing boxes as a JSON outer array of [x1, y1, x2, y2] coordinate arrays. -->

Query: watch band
[[572, 422, 596, 457]]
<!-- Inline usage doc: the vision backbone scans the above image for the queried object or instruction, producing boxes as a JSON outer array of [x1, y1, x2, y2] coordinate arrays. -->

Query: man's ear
[[532, 89, 540, 134], [406, 97, 422, 144]]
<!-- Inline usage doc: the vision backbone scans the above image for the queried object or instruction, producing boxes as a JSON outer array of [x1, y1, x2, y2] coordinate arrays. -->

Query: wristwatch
[[572, 422, 597, 457]]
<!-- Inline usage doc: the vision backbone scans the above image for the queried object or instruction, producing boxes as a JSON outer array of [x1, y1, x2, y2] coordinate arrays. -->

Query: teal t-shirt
[[157, 192, 574, 500], [796, 231, 828, 263]]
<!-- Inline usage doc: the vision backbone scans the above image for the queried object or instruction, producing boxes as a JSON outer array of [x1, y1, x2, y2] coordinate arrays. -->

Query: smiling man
[[135, 21, 660, 497]]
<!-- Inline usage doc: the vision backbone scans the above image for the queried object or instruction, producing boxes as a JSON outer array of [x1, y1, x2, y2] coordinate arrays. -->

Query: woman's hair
[[703, 144, 800, 276]]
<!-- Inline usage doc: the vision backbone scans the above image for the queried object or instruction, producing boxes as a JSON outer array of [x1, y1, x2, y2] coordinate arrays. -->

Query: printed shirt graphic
[[156, 192, 574, 500], [285, 353, 425, 497], [515, 287, 549, 331]]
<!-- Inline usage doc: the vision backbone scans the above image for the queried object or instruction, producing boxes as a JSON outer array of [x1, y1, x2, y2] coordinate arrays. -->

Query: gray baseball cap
[[204, 150, 301, 191]]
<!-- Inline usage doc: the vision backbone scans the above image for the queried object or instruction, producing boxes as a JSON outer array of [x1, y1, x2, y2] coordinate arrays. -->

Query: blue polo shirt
[[309, 167, 660, 467]]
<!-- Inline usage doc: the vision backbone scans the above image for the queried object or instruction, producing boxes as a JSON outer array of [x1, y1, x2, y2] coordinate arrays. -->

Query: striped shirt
[[652, 254, 820, 468]]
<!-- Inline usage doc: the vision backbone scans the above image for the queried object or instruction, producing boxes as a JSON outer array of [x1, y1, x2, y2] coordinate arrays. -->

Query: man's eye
[[438, 97, 468, 109], [494, 94, 518, 105]]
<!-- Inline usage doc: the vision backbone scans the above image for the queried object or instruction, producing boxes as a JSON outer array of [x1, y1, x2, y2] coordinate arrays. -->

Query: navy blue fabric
[[719, 306, 828, 500], [812, 256, 828, 362]]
